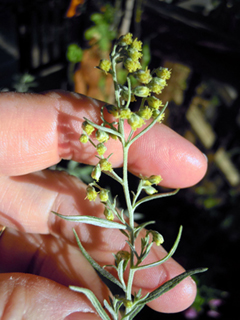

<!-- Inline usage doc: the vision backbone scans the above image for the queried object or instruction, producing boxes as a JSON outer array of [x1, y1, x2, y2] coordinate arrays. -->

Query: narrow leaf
[[69, 286, 111, 320], [133, 189, 179, 211], [73, 229, 123, 289], [142, 268, 208, 305], [52, 211, 126, 230]]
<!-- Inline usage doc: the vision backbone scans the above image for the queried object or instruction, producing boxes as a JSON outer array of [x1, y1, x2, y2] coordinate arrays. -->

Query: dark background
[[0, 0, 240, 319]]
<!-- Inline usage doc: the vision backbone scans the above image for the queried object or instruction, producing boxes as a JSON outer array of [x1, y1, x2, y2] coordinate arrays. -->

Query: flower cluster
[[97, 32, 171, 132]]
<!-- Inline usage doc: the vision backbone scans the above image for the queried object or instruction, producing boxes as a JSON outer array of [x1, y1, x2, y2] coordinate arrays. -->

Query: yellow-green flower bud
[[119, 108, 132, 119], [134, 67, 152, 84], [85, 186, 98, 201], [155, 67, 171, 80], [95, 130, 109, 143], [148, 175, 162, 185], [79, 134, 89, 144], [127, 113, 145, 131], [138, 106, 152, 120], [151, 230, 164, 246], [96, 143, 107, 156], [99, 159, 112, 172], [130, 38, 142, 51], [148, 77, 167, 94], [82, 121, 95, 135], [99, 189, 109, 202], [128, 48, 143, 61], [124, 58, 141, 73], [147, 96, 164, 109], [99, 59, 112, 74], [104, 207, 114, 221], [119, 33, 133, 46], [91, 164, 101, 181], [123, 299, 133, 308], [133, 86, 151, 98], [143, 186, 158, 195]]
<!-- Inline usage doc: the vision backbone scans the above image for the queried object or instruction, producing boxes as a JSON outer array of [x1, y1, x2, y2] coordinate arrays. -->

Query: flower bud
[[96, 143, 107, 156], [91, 164, 101, 182], [132, 86, 151, 98], [119, 108, 132, 119], [118, 33, 133, 46], [127, 113, 145, 131], [147, 96, 163, 109], [82, 121, 95, 136], [104, 207, 114, 221], [143, 186, 158, 195], [123, 299, 133, 308], [79, 134, 89, 143], [99, 59, 111, 74], [130, 38, 142, 51], [138, 106, 152, 120], [151, 230, 164, 246], [85, 186, 98, 201], [99, 189, 109, 202], [128, 48, 143, 61], [148, 175, 162, 185], [95, 130, 109, 143], [124, 58, 141, 73], [155, 67, 171, 80], [134, 68, 152, 84], [99, 159, 112, 172], [148, 77, 167, 94]]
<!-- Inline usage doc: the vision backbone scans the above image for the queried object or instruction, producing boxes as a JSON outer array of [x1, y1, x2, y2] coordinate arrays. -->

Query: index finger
[[0, 91, 207, 188]]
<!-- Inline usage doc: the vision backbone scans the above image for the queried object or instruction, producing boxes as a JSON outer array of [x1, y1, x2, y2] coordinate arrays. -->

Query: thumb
[[0, 273, 100, 320]]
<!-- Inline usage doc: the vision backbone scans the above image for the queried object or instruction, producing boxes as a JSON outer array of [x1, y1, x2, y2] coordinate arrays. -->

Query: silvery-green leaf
[[133, 189, 179, 210], [117, 259, 126, 290], [73, 229, 123, 289], [104, 299, 118, 320], [141, 268, 208, 305], [69, 286, 111, 320], [52, 211, 126, 229]]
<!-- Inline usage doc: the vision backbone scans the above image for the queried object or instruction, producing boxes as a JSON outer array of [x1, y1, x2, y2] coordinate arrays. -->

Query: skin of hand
[[0, 91, 207, 319]]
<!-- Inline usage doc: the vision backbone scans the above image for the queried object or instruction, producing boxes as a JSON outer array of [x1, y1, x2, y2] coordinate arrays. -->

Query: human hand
[[0, 91, 207, 319]]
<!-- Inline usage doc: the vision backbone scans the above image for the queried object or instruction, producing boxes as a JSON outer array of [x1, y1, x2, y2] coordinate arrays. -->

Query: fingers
[[0, 91, 207, 188], [0, 273, 99, 320], [0, 228, 107, 319], [0, 171, 196, 313], [0, 228, 109, 303]]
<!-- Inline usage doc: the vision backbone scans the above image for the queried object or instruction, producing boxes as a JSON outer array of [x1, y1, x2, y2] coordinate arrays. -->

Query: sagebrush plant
[[54, 33, 206, 319]]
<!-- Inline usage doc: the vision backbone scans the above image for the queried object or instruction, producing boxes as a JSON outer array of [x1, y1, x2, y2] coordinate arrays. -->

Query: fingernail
[[202, 153, 208, 162], [64, 312, 98, 320]]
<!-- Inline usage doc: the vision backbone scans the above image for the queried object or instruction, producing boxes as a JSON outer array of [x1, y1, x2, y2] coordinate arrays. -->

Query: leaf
[[73, 229, 124, 289], [69, 286, 111, 320], [141, 268, 208, 305], [52, 211, 126, 230], [117, 259, 126, 290], [133, 189, 180, 211]]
